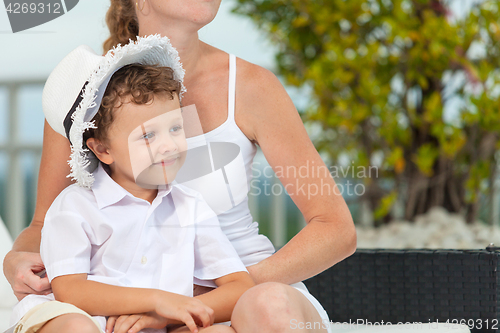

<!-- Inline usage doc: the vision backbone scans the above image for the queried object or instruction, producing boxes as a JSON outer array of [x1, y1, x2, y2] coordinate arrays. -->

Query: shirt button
[[141, 256, 147, 264]]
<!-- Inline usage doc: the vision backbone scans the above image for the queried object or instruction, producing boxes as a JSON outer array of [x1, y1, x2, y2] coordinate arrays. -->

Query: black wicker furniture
[[303, 249, 499, 333]]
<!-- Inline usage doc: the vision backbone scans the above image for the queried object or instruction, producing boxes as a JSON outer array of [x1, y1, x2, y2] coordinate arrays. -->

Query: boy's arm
[[52, 273, 159, 315], [189, 194, 256, 323], [52, 273, 214, 331], [194, 271, 255, 323], [105, 272, 254, 333]]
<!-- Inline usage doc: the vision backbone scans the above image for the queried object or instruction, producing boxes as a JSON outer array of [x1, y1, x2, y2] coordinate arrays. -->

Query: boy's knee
[[68, 316, 100, 333], [40, 313, 100, 333]]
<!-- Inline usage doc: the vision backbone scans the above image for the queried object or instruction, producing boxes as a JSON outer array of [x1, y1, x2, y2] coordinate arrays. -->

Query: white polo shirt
[[10, 163, 247, 331]]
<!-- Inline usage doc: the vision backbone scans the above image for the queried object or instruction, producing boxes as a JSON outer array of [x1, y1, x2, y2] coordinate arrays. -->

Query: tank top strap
[[228, 54, 236, 122]]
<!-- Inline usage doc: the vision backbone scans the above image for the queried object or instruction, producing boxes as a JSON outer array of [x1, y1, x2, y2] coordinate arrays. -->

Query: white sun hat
[[42, 34, 185, 189]]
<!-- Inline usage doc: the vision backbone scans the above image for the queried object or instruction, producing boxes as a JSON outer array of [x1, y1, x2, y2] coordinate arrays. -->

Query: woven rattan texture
[[303, 249, 499, 333]]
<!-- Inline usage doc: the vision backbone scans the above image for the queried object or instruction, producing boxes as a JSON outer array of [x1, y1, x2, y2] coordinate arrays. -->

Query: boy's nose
[[157, 134, 177, 154]]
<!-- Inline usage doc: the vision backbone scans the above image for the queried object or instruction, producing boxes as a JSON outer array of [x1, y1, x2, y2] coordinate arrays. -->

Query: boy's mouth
[[153, 157, 178, 167]]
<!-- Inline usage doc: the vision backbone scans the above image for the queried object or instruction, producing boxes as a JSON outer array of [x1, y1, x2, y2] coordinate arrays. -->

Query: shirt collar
[[92, 163, 172, 210]]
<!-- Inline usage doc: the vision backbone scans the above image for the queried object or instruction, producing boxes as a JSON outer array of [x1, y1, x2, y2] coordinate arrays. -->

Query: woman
[[3, 0, 356, 332]]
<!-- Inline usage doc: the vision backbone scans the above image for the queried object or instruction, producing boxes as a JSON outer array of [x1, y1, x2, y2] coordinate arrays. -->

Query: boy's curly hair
[[85, 63, 181, 143]]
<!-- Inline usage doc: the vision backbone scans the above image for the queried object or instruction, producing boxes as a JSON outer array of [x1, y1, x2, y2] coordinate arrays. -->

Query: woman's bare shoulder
[[201, 43, 280, 89], [234, 58, 297, 142], [236, 57, 282, 92]]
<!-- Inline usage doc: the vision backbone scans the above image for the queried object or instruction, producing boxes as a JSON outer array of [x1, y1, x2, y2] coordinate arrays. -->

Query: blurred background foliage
[[234, 0, 500, 224]]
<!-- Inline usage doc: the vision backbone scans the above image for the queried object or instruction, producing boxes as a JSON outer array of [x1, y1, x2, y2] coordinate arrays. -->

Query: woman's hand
[[3, 251, 51, 300], [106, 312, 168, 333], [154, 293, 214, 333]]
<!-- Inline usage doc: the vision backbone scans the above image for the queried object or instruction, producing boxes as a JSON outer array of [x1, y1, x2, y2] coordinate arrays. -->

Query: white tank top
[[176, 54, 276, 267]]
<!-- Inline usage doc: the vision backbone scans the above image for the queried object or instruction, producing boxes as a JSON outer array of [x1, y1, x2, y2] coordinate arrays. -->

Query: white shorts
[[291, 282, 332, 333], [9, 300, 102, 333]]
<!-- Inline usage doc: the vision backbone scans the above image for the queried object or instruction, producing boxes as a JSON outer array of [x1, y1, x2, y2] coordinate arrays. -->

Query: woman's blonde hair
[[103, 0, 139, 53]]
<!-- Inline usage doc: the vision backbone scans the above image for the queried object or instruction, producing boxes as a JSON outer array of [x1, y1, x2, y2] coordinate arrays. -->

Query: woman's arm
[[52, 273, 213, 332], [236, 60, 357, 286], [3, 121, 72, 299], [195, 272, 254, 323]]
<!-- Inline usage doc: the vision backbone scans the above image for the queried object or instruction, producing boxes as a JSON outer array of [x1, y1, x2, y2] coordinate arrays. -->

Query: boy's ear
[[86, 138, 114, 165]]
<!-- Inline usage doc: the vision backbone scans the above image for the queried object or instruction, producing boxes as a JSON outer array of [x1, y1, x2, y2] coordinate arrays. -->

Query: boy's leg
[[37, 313, 101, 333], [14, 301, 102, 333]]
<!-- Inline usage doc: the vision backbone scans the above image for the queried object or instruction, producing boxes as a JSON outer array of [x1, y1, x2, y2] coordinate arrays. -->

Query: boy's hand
[[106, 312, 168, 333], [155, 293, 214, 333]]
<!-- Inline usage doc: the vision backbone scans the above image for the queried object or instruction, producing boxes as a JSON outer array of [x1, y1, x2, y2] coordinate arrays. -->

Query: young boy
[[8, 35, 254, 333]]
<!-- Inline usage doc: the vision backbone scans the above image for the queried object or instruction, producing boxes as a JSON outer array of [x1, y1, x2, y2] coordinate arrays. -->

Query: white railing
[[0, 80, 44, 238]]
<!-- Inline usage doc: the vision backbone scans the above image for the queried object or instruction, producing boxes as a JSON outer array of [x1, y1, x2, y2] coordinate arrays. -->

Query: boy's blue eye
[[170, 125, 183, 132], [141, 132, 155, 140]]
